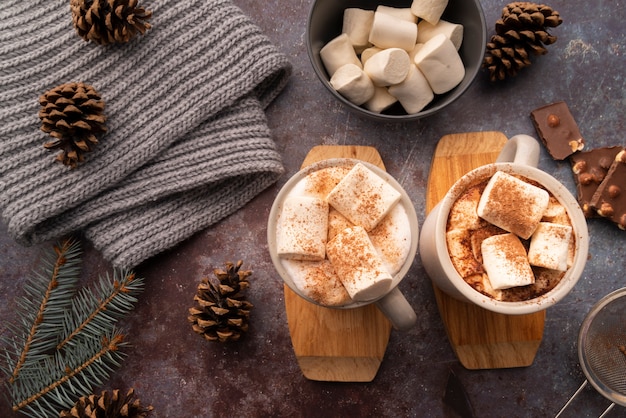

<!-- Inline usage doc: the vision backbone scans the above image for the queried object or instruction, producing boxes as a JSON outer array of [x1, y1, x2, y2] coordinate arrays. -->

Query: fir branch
[[56, 270, 144, 351], [6, 239, 81, 384], [11, 331, 127, 417]]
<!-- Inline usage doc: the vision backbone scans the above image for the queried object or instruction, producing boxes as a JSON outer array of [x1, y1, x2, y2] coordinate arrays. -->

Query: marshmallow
[[528, 222, 572, 271], [446, 229, 483, 278], [320, 33, 362, 77], [369, 202, 412, 275], [376, 5, 418, 23], [368, 11, 418, 51], [408, 43, 424, 62], [342, 8, 374, 54], [466, 273, 503, 301], [326, 162, 401, 231], [360, 46, 383, 65], [363, 48, 411, 86], [330, 63, 375, 106], [277, 196, 329, 261], [411, 0, 449, 25], [481, 233, 535, 290], [326, 226, 393, 301], [414, 33, 465, 94], [417, 19, 464, 50], [364, 86, 398, 113], [328, 207, 354, 241], [387, 64, 434, 114], [477, 171, 550, 240], [282, 259, 352, 306], [448, 185, 483, 230]]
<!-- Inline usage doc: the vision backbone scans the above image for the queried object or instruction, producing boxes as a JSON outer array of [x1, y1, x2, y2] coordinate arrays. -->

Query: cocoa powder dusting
[[447, 175, 573, 302]]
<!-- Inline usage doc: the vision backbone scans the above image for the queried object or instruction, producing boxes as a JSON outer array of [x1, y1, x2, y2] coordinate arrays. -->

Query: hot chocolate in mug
[[419, 134, 589, 315], [267, 158, 419, 331]]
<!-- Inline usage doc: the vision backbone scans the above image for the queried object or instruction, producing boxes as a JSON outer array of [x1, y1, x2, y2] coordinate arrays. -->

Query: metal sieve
[[556, 287, 626, 417]]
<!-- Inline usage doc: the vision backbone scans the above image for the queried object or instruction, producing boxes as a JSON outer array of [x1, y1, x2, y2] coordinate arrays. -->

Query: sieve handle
[[555, 380, 616, 418], [555, 380, 588, 417]]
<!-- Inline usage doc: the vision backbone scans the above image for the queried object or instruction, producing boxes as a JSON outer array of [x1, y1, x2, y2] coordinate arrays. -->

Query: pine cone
[[71, 0, 153, 45], [39, 82, 107, 168], [59, 388, 153, 418], [483, 2, 563, 81], [188, 260, 253, 343]]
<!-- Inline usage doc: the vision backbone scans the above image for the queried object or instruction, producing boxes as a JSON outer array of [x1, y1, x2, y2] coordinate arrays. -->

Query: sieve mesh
[[578, 288, 626, 406]]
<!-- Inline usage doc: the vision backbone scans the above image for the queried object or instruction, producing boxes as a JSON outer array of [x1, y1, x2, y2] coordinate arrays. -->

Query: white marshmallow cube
[[326, 162, 401, 231], [411, 0, 449, 25], [364, 86, 398, 113], [326, 225, 393, 301], [282, 259, 351, 306], [368, 11, 418, 51], [330, 63, 375, 106], [528, 222, 572, 271], [388, 64, 434, 114], [342, 8, 375, 54], [414, 33, 465, 94], [363, 48, 411, 86], [360, 46, 383, 65], [376, 5, 418, 23], [277, 196, 329, 261], [477, 171, 550, 240], [446, 229, 483, 278], [417, 19, 464, 50], [320, 33, 362, 77], [481, 233, 535, 290]]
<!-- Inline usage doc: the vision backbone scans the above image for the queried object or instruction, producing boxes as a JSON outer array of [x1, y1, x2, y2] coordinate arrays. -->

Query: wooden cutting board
[[284, 145, 393, 382], [426, 132, 546, 369]]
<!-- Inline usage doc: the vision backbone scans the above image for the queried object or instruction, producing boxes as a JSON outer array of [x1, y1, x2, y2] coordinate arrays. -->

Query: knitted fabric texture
[[0, 0, 292, 268]]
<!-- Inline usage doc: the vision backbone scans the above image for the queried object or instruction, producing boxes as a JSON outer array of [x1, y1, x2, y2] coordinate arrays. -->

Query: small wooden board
[[284, 145, 392, 382], [425, 132, 546, 369]]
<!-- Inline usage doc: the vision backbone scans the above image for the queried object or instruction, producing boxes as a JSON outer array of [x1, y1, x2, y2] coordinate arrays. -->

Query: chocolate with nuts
[[590, 149, 626, 230], [570, 146, 623, 218], [531, 101, 585, 160]]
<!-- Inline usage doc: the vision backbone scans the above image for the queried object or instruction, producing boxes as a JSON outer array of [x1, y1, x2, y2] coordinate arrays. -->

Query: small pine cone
[[188, 260, 253, 343], [483, 2, 563, 81], [59, 388, 153, 418], [39, 82, 107, 168], [71, 0, 153, 45]]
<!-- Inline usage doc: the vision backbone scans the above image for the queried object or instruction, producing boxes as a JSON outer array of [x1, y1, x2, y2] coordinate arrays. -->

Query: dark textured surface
[[1, 0, 625, 417]]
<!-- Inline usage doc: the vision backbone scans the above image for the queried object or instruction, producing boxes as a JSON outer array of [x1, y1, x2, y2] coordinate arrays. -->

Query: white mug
[[267, 158, 418, 331], [419, 135, 589, 315]]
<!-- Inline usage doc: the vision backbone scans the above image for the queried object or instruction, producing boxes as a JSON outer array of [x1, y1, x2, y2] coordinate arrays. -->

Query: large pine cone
[[59, 388, 153, 418], [483, 2, 563, 81], [188, 261, 253, 343], [71, 0, 152, 45], [39, 82, 107, 169]]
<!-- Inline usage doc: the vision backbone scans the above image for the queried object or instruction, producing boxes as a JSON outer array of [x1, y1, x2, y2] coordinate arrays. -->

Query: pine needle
[[5, 239, 81, 384], [0, 240, 144, 418], [56, 270, 144, 351]]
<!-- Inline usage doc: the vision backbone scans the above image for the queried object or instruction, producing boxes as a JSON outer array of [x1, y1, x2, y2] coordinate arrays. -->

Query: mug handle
[[496, 134, 540, 167], [375, 287, 417, 331]]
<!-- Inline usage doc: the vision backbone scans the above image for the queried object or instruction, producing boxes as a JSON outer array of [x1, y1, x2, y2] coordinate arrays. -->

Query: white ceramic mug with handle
[[419, 134, 589, 315], [267, 158, 418, 331]]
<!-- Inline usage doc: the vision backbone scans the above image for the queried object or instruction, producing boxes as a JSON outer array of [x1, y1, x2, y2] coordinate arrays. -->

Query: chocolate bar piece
[[570, 146, 623, 217], [531, 101, 585, 160], [590, 149, 626, 230]]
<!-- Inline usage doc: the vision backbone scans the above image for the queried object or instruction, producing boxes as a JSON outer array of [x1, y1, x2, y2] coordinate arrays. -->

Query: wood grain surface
[[284, 145, 393, 382], [425, 132, 546, 369]]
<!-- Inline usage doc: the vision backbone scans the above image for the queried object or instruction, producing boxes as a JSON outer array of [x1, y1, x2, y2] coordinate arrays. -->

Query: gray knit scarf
[[0, 0, 292, 268]]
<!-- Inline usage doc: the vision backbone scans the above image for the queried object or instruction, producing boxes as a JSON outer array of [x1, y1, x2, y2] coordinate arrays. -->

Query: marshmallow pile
[[446, 171, 575, 301], [319, 0, 465, 114], [276, 163, 412, 306]]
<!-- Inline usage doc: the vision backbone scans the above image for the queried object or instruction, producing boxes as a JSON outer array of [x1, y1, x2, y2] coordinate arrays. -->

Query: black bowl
[[306, 0, 486, 121]]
